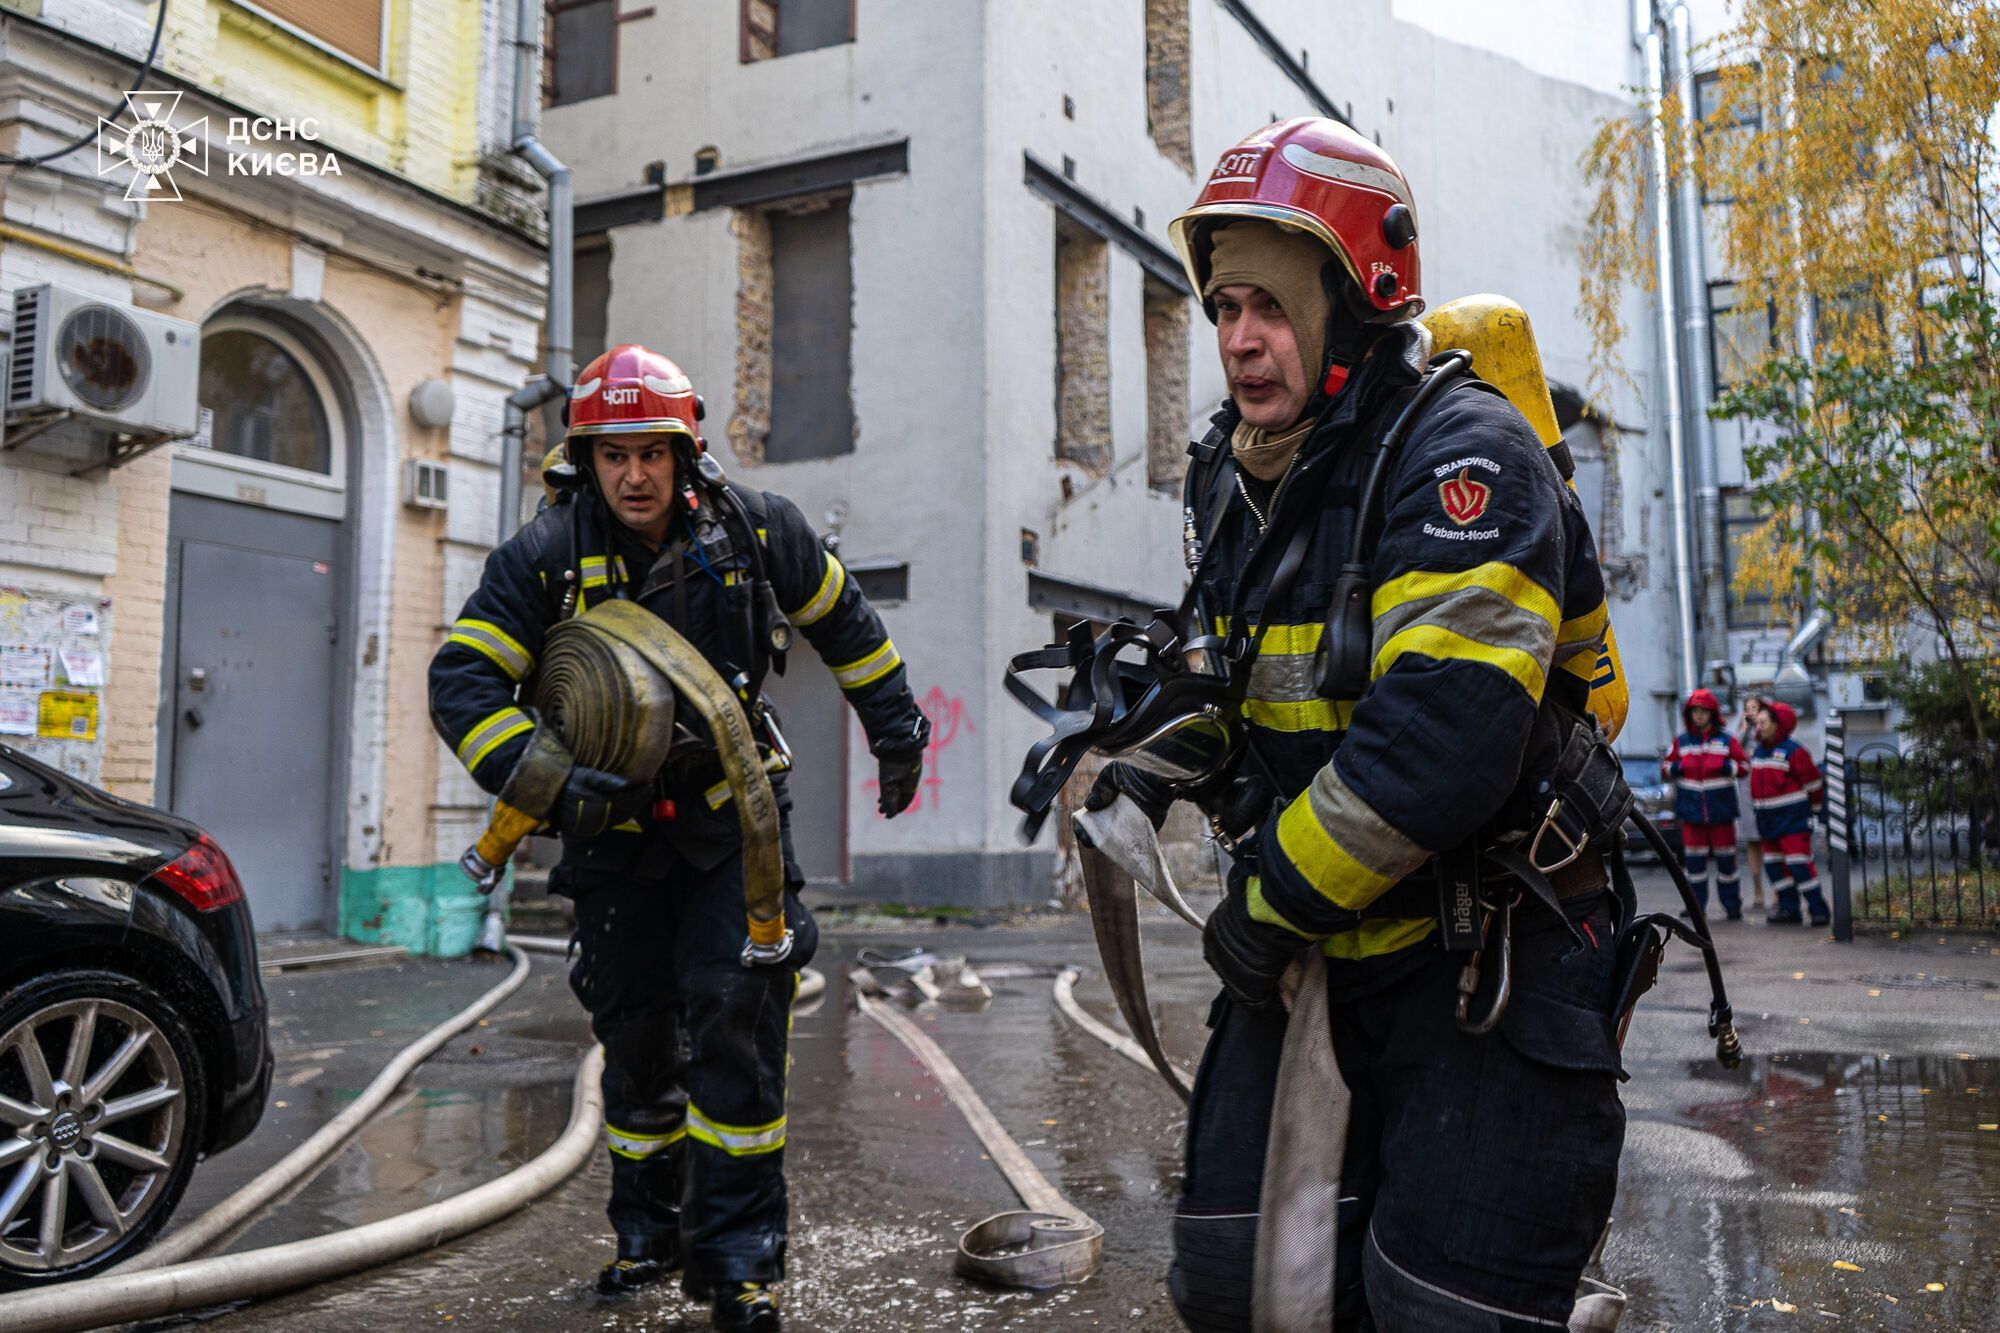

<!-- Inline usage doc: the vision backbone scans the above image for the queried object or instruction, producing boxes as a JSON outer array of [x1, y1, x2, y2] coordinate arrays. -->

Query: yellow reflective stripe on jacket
[[788, 552, 846, 626], [1247, 875, 1312, 938], [686, 1105, 785, 1157], [456, 707, 533, 771], [579, 555, 629, 590], [1556, 600, 1612, 681], [605, 1123, 686, 1160], [1275, 764, 1429, 911], [1321, 916, 1437, 960], [1369, 561, 1560, 701], [1243, 697, 1357, 733], [1372, 624, 1549, 701], [447, 619, 534, 681], [831, 639, 901, 691]]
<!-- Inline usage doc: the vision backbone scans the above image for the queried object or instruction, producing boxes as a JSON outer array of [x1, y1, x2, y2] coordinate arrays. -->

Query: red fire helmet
[[1169, 117, 1423, 320], [566, 344, 703, 451]]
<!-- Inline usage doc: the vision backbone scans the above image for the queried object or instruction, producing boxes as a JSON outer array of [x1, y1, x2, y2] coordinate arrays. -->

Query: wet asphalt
[[128, 868, 2000, 1332]]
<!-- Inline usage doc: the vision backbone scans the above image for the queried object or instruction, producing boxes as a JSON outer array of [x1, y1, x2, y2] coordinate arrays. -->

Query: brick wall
[[1054, 216, 1111, 478], [99, 450, 171, 801], [1144, 278, 1191, 493], [728, 206, 774, 466], [1144, 0, 1193, 174]]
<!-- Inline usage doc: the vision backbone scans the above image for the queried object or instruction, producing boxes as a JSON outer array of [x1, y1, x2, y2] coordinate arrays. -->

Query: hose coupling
[[459, 845, 504, 895], [741, 930, 795, 969]]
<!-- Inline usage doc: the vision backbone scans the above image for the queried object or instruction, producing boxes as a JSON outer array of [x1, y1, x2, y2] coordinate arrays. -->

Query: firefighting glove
[[1084, 762, 1174, 831], [1202, 877, 1310, 1012], [875, 714, 933, 819], [551, 764, 651, 839]]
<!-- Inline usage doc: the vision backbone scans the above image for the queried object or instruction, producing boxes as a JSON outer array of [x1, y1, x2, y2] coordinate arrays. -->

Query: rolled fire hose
[[119, 945, 534, 1273], [460, 598, 790, 967], [851, 976, 1103, 1287], [0, 1047, 607, 1333]]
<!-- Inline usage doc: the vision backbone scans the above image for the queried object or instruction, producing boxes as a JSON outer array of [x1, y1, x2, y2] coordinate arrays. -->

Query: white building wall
[[551, 0, 1706, 897]]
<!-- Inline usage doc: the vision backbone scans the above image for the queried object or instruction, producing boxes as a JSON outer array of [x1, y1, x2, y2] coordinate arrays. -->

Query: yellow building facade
[[0, 0, 551, 951]]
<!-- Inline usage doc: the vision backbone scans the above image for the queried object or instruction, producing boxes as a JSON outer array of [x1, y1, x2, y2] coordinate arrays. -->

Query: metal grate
[[8, 288, 41, 408], [56, 304, 149, 411]]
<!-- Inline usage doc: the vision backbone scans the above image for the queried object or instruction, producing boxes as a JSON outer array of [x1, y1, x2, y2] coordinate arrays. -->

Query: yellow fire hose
[[459, 598, 792, 966]]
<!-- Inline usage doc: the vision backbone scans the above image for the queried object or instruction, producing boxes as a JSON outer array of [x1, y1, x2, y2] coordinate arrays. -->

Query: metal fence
[[1828, 715, 1998, 938]]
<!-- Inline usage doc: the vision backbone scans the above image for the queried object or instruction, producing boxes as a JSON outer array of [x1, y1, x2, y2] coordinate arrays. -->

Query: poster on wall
[[0, 588, 112, 783]]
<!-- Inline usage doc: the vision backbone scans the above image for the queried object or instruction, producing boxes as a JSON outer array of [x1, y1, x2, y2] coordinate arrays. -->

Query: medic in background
[[1663, 688, 1749, 919]]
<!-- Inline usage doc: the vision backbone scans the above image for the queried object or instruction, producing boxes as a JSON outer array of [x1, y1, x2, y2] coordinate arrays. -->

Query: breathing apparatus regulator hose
[[458, 598, 791, 967]]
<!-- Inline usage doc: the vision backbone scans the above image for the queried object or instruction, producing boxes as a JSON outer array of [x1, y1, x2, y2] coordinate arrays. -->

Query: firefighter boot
[[597, 1233, 679, 1296], [711, 1281, 782, 1331]]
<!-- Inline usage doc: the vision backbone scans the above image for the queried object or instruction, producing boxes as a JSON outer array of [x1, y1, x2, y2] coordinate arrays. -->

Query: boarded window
[[547, 0, 616, 106], [573, 236, 612, 366], [1143, 277, 1189, 492], [1054, 216, 1111, 477], [1145, 0, 1192, 172], [766, 198, 855, 463], [742, 0, 853, 62], [246, 0, 384, 68]]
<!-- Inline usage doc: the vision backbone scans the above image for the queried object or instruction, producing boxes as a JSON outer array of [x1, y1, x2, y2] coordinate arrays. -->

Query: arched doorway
[[156, 311, 350, 932]]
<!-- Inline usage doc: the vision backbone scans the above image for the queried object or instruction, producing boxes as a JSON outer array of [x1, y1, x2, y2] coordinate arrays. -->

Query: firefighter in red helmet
[[1094, 119, 1628, 1328], [430, 345, 928, 1331]]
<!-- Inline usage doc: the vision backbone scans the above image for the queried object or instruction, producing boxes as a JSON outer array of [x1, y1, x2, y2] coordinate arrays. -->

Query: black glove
[[1202, 877, 1309, 1011], [875, 714, 933, 819], [550, 765, 650, 838], [1084, 762, 1175, 831]]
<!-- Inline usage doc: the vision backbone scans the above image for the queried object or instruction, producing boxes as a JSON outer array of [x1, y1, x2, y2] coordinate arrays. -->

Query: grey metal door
[[160, 495, 339, 931], [764, 660, 846, 883]]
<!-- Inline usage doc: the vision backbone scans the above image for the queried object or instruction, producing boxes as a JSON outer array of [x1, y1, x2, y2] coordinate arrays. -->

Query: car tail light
[[149, 833, 245, 912]]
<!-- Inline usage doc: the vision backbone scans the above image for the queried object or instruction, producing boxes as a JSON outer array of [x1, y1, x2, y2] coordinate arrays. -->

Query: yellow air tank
[[1421, 295, 1630, 741]]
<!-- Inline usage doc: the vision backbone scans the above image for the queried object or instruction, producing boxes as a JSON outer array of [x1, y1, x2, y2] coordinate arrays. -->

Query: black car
[[1621, 754, 1683, 862], [0, 743, 270, 1288]]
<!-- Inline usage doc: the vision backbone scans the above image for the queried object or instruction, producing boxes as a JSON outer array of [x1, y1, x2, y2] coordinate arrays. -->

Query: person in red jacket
[[1663, 688, 1749, 919], [1750, 701, 1828, 926]]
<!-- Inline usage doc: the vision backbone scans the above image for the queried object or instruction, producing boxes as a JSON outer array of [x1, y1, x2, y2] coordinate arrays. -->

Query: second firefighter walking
[[429, 344, 930, 1332]]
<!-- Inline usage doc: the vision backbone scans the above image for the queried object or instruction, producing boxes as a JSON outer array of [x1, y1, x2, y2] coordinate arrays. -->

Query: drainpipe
[[1781, 57, 1819, 630], [500, 0, 573, 545], [1668, 3, 1727, 679], [1636, 0, 1700, 694]]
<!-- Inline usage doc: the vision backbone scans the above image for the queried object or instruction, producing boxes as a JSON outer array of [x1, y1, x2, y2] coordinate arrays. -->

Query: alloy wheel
[[0, 997, 186, 1274]]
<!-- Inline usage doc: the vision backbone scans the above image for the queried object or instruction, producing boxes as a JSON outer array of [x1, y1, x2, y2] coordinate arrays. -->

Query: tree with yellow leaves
[[1580, 0, 2000, 800]]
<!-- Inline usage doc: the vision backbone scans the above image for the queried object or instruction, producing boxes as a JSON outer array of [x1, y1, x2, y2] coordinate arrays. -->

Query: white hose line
[[125, 945, 534, 1272], [853, 979, 1102, 1286], [0, 1046, 605, 1333], [1050, 966, 1196, 1086]]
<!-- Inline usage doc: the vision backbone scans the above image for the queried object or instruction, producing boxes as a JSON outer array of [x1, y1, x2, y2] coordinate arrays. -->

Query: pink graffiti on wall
[[861, 686, 973, 816]]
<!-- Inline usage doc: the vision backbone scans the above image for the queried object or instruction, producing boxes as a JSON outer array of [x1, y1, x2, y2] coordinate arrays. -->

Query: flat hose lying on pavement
[[851, 976, 1103, 1288], [0, 1047, 607, 1333], [118, 945, 535, 1273]]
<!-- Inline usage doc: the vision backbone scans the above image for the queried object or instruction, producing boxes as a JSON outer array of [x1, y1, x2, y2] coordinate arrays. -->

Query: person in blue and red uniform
[[1663, 688, 1749, 919], [1749, 700, 1827, 926], [429, 345, 929, 1331]]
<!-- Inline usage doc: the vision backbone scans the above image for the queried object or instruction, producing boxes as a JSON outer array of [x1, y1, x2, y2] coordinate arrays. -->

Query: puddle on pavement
[[1611, 1049, 2000, 1327]]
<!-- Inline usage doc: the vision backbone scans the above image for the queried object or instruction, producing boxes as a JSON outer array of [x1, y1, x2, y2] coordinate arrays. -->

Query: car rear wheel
[[0, 970, 206, 1289]]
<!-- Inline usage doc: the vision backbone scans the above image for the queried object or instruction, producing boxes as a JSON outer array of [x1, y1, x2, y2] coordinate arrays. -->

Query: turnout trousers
[[1170, 897, 1626, 1331], [558, 844, 818, 1286]]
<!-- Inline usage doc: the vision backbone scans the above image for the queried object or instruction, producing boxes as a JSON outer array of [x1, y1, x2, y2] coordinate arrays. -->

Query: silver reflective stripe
[[790, 554, 846, 626], [1280, 143, 1417, 211], [686, 1105, 786, 1156], [605, 1123, 685, 1159]]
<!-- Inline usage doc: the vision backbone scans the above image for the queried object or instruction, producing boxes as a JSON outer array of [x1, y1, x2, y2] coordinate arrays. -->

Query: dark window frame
[[1693, 66, 1761, 206], [1707, 280, 1776, 399], [546, 0, 619, 108], [740, 0, 856, 63], [1721, 488, 1782, 629], [765, 195, 857, 464]]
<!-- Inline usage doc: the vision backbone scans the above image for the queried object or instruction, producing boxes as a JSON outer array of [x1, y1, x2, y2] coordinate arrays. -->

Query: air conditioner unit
[[6, 284, 201, 455]]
